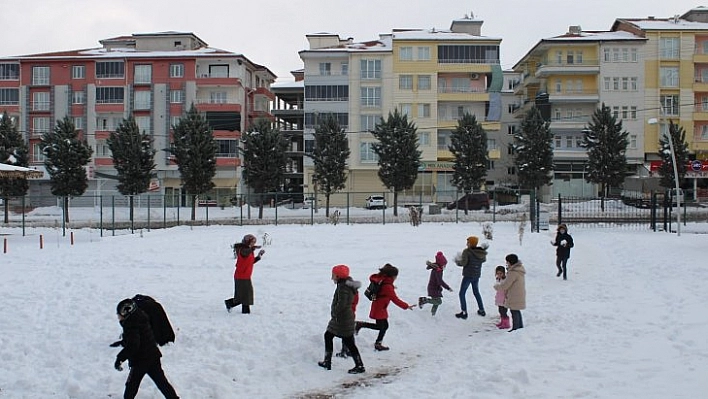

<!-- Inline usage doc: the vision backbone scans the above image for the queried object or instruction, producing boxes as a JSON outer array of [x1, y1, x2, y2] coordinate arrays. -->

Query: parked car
[[365, 195, 386, 209], [447, 193, 490, 211], [302, 196, 316, 209]]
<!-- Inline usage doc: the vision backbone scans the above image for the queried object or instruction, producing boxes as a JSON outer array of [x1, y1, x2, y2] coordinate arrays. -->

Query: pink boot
[[498, 316, 511, 329], [495, 319, 503, 328]]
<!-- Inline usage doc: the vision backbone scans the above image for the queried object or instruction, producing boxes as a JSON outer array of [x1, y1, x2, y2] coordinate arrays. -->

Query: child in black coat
[[551, 223, 574, 280]]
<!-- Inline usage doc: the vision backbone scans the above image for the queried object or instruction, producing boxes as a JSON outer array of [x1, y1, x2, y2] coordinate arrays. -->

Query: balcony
[[254, 87, 275, 101], [194, 98, 242, 113], [694, 104, 708, 121], [694, 75, 708, 92], [548, 89, 599, 103], [535, 59, 600, 77], [438, 86, 489, 102], [195, 73, 240, 86]]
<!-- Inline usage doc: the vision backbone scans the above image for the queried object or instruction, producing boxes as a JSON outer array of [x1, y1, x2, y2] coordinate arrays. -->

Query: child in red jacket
[[355, 263, 415, 351]]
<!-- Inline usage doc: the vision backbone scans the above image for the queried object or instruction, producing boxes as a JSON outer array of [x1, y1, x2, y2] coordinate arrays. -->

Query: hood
[[508, 262, 526, 275], [370, 273, 394, 284], [345, 279, 362, 290], [469, 247, 488, 262]]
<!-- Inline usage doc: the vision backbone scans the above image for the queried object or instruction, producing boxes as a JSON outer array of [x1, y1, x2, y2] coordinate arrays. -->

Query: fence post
[[557, 193, 562, 226], [100, 195, 104, 237], [163, 194, 166, 229], [21, 195, 26, 236], [147, 195, 151, 232], [111, 196, 116, 236]]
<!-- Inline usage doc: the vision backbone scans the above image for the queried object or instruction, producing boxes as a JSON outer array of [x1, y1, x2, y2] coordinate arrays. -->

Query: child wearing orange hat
[[454, 236, 489, 319]]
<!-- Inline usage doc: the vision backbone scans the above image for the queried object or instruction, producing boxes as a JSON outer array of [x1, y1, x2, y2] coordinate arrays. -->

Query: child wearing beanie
[[454, 236, 489, 319], [418, 251, 453, 316]]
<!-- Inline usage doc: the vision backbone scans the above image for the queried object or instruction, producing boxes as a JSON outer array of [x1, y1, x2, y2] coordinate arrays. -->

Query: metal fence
[[1, 190, 705, 236]]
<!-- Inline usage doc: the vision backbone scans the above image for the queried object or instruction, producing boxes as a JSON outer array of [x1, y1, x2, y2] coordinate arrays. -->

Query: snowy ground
[[1, 218, 707, 398]]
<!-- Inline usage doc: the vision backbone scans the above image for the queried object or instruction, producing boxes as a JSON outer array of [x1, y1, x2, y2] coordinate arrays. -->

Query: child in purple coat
[[418, 251, 453, 316]]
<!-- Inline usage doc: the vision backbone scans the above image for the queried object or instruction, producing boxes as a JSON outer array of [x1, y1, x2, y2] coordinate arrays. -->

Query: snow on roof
[[271, 80, 303, 88], [546, 30, 645, 42], [392, 29, 501, 41], [11, 46, 239, 59], [622, 18, 708, 31]]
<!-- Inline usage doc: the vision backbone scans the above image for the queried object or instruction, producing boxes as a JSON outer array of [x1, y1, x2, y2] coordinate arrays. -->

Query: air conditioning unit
[[470, 73, 480, 80]]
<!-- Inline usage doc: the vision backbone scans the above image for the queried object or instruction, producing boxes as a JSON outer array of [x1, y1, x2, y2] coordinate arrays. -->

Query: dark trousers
[[498, 305, 508, 318], [324, 331, 361, 359], [358, 319, 389, 343], [459, 276, 484, 313], [510, 309, 523, 330], [556, 257, 569, 279], [225, 279, 250, 313], [124, 359, 179, 399]]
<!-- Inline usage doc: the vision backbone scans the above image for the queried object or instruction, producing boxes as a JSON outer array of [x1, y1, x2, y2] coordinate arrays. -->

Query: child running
[[418, 251, 453, 316]]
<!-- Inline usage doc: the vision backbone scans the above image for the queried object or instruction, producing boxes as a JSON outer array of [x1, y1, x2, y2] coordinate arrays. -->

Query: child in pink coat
[[418, 251, 453, 316], [493, 265, 510, 329]]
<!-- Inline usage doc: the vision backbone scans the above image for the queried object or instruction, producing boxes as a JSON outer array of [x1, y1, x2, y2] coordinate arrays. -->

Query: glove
[[425, 261, 434, 270], [258, 249, 265, 257], [114, 359, 124, 371], [447, 288, 454, 292], [109, 340, 123, 348], [550, 240, 555, 245]]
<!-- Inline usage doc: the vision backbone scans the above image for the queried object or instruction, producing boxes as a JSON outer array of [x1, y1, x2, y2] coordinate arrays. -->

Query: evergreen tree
[[582, 104, 629, 211], [658, 119, 689, 191], [40, 116, 92, 223], [171, 104, 218, 221], [449, 112, 488, 214], [513, 106, 553, 191], [371, 109, 421, 216], [312, 113, 350, 217], [241, 118, 288, 219], [0, 111, 29, 223], [108, 115, 156, 224]]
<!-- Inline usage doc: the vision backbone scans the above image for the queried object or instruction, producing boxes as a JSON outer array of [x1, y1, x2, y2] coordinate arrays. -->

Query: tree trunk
[[393, 192, 398, 216], [64, 196, 70, 223], [325, 194, 330, 218], [191, 194, 197, 221], [129, 195, 135, 230], [3, 198, 8, 223]]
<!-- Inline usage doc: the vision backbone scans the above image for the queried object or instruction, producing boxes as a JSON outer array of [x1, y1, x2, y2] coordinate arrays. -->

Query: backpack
[[364, 280, 383, 301], [132, 294, 176, 346]]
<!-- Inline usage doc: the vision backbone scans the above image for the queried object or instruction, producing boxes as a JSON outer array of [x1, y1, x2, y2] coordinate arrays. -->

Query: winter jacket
[[368, 273, 411, 320], [116, 308, 162, 367], [552, 232, 574, 260], [234, 244, 262, 279], [455, 247, 487, 278], [494, 277, 506, 307], [427, 266, 451, 298], [327, 278, 361, 337], [495, 262, 526, 310]]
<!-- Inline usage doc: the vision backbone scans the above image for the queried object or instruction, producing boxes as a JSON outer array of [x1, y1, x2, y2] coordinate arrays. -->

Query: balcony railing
[[538, 59, 599, 67], [438, 59, 500, 64], [194, 98, 239, 105], [438, 87, 488, 94]]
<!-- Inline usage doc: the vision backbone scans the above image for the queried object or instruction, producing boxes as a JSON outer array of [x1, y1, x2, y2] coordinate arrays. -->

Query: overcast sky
[[1, 0, 701, 81]]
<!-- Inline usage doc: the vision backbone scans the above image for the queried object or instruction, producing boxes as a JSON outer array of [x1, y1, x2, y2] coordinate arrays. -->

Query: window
[[399, 47, 413, 61], [554, 108, 562, 120], [73, 117, 84, 130], [399, 75, 413, 90], [32, 92, 50, 110], [95, 140, 111, 157], [621, 106, 629, 119], [170, 90, 184, 104], [613, 77, 620, 91], [660, 95, 679, 116], [629, 134, 637, 149], [566, 51, 574, 64], [134, 91, 151, 109], [32, 66, 49, 85], [96, 87, 124, 104], [360, 142, 378, 162], [360, 114, 380, 131], [631, 48, 638, 62], [210, 91, 227, 104], [603, 48, 610, 62], [630, 77, 638, 91], [0, 88, 19, 105], [660, 37, 680, 59], [72, 91, 85, 104], [32, 117, 50, 136], [341, 63, 348, 75], [360, 59, 381, 79], [418, 75, 431, 90], [0, 63, 19, 80], [612, 48, 620, 62], [96, 61, 124, 78], [554, 135, 562, 148], [660, 67, 679, 87], [135, 116, 151, 133], [304, 85, 349, 101], [566, 135, 573, 148], [622, 77, 629, 91], [575, 80, 583, 93], [419, 132, 430, 146], [630, 106, 637, 119], [575, 135, 583, 148], [32, 143, 46, 163], [417, 47, 430, 60], [577, 51, 583, 64], [360, 87, 381, 107], [208, 65, 228, 78], [487, 138, 497, 150], [603, 77, 610, 91], [319, 63, 331, 76], [134, 65, 152, 84], [556, 51, 563, 64], [507, 167, 516, 175], [612, 106, 619, 119], [418, 103, 431, 118], [170, 64, 184, 78], [400, 103, 412, 116], [216, 140, 238, 157], [96, 116, 122, 131], [555, 79, 562, 93], [622, 48, 629, 62], [170, 116, 181, 127]]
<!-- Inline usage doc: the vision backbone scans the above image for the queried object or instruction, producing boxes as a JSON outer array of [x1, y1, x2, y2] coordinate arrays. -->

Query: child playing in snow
[[418, 251, 453, 316], [356, 263, 415, 351], [493, 265, 510, 329], [495, 254, 526, 332]]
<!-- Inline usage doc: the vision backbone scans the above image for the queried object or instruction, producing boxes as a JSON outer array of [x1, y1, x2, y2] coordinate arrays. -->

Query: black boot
[[335, 346, 351, 358], [348, 354, 365, 374], [224, 299, 233, 312], [318, 352, 332, 370]]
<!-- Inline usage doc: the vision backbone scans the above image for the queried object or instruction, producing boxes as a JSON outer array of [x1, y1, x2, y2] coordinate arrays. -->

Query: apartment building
[[613, 7, 708, 184], [0, 31, 275, 205], [298, 15, 511, 204], [271, 70, 305, 198], [513, 27, 646, 197]]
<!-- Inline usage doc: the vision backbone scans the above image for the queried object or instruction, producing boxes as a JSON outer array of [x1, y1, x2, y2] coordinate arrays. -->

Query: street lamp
[[647, 118, 681, 236]]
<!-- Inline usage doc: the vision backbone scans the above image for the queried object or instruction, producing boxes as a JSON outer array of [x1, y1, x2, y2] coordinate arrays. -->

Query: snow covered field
[[1, 219, 707, 398]]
